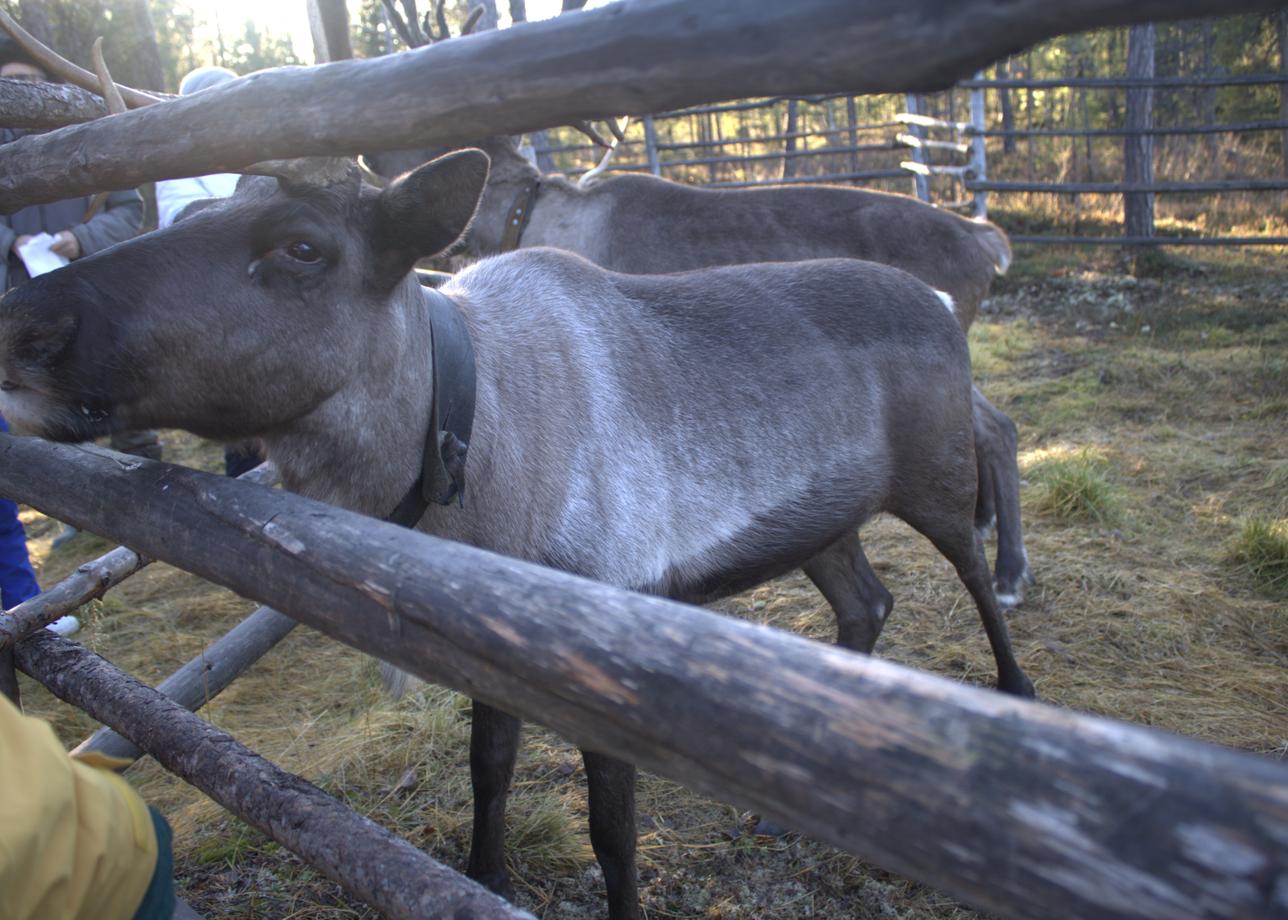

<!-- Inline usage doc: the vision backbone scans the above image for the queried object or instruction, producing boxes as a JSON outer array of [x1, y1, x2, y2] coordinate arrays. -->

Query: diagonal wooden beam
[[0, 0, 1282, 210]]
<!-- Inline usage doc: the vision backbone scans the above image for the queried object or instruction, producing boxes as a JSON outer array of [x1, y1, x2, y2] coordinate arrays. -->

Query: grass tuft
[[1026, 448, 1123, 524], [1227, 518, 1288, 598]]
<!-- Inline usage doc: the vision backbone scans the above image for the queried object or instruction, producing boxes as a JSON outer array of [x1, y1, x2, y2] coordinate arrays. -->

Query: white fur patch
[[934, 290, 956, 315]]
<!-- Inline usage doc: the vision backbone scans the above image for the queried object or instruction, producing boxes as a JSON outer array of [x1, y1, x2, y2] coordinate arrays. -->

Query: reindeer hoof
[[994, 564, 1035, 609], [999, 673, 1037, 699], [469, 868, 515, 902], [752, 816, 789, 837]]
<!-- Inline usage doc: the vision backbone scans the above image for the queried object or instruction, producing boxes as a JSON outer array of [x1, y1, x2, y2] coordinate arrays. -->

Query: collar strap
[[499, 178, 539, 252], [386, 286, 477, 528]]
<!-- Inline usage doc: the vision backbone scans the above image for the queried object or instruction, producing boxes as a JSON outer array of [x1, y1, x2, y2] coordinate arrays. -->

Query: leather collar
[[386, 286, 476, 528], [499, 178, 540, 252]]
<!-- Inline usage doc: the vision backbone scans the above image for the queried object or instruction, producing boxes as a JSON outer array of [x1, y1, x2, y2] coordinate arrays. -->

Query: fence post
[[969, 71, 988, 217], [643, 114, 661, 176], [1278, 10, 1288, 176], [905, 93, 931, 202], [782, 98, 799, 179], [1124, 23, 1156, 244]]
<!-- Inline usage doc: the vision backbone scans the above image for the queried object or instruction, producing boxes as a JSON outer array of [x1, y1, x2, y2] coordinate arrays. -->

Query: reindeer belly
[[657, 473, 884, 605]]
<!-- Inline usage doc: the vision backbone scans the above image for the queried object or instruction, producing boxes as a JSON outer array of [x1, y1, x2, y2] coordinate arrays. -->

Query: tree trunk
[[996, 59, 1015, 154], [782, 98, 798, 179], [16, 0, 53, 47], [561, 0, 589, 11], [1279, 11, 1288, 176], [509, 0, 527, 24], [846, 95, 859, 170], [1124, 23, 1156, 242], [119, 0, 165, 91], [1201, 19, 1218, 162], [308, 0, 354, 62]]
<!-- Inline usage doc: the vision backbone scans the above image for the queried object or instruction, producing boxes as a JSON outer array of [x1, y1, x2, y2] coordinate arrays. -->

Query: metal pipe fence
[[532, 57, 1286, 246]]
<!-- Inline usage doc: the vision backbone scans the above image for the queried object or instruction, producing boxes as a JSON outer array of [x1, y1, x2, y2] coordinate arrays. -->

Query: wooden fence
[[533, 46, 1288, 246], [4, 2, 1288, 918], [3, 437, 1288, 919]]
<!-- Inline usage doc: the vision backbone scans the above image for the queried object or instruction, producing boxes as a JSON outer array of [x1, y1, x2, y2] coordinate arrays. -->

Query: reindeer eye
[[284, 241, 322, 264]]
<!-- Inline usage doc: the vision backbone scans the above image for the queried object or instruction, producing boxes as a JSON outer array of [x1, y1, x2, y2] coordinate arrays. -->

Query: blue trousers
[[0, 415, 40, 609]]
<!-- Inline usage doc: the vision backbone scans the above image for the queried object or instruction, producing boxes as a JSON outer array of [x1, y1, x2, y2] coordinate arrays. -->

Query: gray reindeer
[[0, 151, 1033, 919], [370, 136, 1035, 619]]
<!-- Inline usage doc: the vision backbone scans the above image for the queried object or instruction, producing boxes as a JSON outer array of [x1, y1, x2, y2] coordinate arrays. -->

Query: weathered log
[[15, 629, 532, 920], [0, 77, 107, 127], [74, 606, 298, 763], [0, 460, 277, 651], [0, 0, 1284, 209], [0, 545, 148, 646], [1, 435, 1286, 920]]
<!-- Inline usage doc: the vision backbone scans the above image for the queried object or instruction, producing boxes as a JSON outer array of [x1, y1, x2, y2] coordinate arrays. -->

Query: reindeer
[[370, 135, 1036, 622], [0, 151, 1034, 919]]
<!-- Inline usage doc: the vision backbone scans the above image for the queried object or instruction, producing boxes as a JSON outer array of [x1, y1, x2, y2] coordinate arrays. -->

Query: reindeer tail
[[969, 219, 1012, 276]]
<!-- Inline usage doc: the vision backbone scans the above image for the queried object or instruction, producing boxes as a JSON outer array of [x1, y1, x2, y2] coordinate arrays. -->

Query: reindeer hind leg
[[802, 531, 894, 653]]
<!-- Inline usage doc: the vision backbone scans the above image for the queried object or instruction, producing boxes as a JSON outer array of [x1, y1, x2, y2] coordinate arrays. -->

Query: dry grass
[[12, 244, 1288, 917], [1226, 517, 1288, 599]]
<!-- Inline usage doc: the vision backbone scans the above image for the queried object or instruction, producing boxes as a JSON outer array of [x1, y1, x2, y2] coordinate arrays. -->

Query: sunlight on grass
[[1022, 446, 1123, 524], [1226, 518, 1288, 599]]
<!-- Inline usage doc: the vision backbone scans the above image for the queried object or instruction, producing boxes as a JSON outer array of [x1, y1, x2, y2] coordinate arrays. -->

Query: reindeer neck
[[469, 137, 575, 255], [263, 279, 443, 519]]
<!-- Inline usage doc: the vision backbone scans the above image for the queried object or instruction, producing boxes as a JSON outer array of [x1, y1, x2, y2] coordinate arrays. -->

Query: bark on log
[[74, 606, 298, 762], [0, 78, 108, 127], [15, 629, 532, 920], [0, 459, 276, 652], [0, 545, 148, 649], [1, 435, 1286, 920], [0, 0, 1283, 209]]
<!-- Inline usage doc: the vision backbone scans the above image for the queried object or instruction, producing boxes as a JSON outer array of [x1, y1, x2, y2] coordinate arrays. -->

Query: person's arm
[[0, 694, 162, 920], [156, 177, 209, 229], [68, 189, 143, 257]]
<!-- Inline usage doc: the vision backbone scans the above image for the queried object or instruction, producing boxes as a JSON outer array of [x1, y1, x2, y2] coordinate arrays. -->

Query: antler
[[578, 116, 631, 187], [80, 37, 128, 222], [0, 9, 167, 108], [419, 0, 483, 44]]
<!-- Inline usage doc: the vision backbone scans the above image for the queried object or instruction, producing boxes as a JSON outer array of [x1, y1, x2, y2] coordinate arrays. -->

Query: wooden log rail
[[74, 605, 298, 763], [0, 0, 1284, 210], [14, 629, 533, 920], [2, 434, 1287, 920], [0, 461, 277, 654], [0, 77, 107, 128]]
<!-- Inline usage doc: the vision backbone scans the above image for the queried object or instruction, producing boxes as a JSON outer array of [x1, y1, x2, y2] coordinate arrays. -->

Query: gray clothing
[[1, 128, 143, 290]]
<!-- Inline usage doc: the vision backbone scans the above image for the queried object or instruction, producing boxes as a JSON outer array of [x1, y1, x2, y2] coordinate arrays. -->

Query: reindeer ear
[[371, 149, 490, 283]]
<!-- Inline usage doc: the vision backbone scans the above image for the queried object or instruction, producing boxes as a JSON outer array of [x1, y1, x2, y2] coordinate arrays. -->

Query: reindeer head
[[0, 150, 489, 444]]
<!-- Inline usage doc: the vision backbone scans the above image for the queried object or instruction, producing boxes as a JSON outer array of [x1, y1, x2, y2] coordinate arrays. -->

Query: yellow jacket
[[0, 694, 158, 920]]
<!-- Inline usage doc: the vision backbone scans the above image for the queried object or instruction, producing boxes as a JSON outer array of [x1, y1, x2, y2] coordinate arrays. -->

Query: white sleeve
[[155, 174, 239, 228]]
